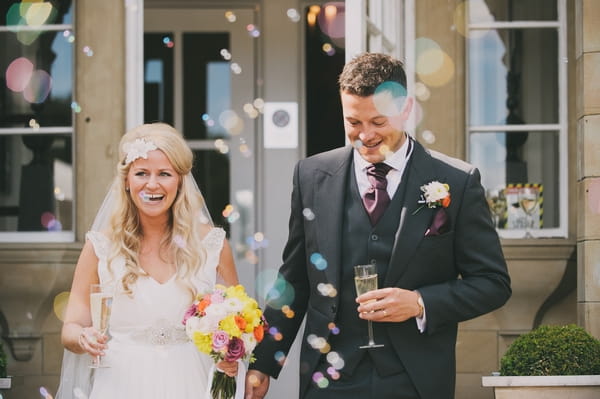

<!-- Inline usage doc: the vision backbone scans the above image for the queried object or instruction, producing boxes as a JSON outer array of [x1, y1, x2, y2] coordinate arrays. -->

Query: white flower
[[123, 138, 157, 165], [241, 332, 257, 353], [421, 181, 450, 205], [413, 181, 451, 215]]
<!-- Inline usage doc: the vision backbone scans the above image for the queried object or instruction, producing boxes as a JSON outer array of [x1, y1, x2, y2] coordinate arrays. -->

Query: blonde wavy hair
[[106, 122, 209, 295]]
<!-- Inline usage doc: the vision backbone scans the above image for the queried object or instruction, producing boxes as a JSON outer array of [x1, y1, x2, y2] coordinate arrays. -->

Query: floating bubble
[[415, 82, 431, 102], [310, 252, 328, 271], [71, 101, 82, 113], [244, 250, 259, 264], [25, 2, 55, 26], [53, 292, 70, 321], [252, 98, 265, 111], [420, 129, 436, 144], [225, 11, 237, 23], [39, 386, 53, 399], [257, 270, 295, 309], [29, 118, 40, 130], [230, 62, 242, 75], [41, 212, 56, 229], [274, 350, 286, 364], [415, 38, 444, 76], [6, 57, 34, 92], [317, 3, 344, 39], [373, 81, 407, 116], [47, 218, 63, 232], [23, 69, 52, 104], [302, 208, 315, 221], [162, 36, 174, 48], [219, 109, 243, 134], [220, 49, 232, 60], [287, 8, 301, 23], [82, 46, 94, 57], [352, 140, 363, 149], [417, 51, 455, 88], [246, 24, 260, 38], [322, 43, 335, 56]]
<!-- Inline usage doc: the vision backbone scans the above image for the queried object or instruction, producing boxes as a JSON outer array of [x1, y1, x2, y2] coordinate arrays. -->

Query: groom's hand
[[357, 287, 422, 322], [245, 370, 269, 399]]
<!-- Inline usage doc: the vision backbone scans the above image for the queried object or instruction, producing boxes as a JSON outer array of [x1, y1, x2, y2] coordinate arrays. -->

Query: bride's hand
[[78, 326, 107, 356], [216, 360, 238, 377]]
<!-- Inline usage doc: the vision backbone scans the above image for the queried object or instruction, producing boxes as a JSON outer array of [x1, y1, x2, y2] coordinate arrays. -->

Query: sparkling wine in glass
[[89, 283, 113, 368], [354, 264, 384, 349], [486, 188, 507, 229], [518, 187, 539, 238]]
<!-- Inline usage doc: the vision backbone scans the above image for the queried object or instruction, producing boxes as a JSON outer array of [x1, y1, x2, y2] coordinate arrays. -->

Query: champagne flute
[[354, 264, 384, 349], [518, 187, 539, 238], [486, 188, 507, 229], [89, 283, 113, 368]]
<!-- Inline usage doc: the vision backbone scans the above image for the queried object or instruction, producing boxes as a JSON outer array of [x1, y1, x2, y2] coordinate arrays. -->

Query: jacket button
[[331, 305, 337, 313], [371, 234, 378, 241]]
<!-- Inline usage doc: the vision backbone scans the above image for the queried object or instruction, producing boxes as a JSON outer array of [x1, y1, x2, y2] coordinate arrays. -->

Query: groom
[[245, 53, 511, 399]]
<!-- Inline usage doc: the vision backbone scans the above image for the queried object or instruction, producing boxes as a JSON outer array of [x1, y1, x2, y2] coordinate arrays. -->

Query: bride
[[57, 123, 240, 398]]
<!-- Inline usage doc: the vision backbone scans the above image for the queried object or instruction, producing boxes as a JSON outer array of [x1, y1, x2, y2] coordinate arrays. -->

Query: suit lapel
[[314, 147, 353, 288], [385, 140, 441, 285]]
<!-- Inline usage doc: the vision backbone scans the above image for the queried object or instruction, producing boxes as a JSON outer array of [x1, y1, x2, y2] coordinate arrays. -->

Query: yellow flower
[[226, 284, 249, 302], [242, 308, 262, 332], [193, 331, 213, 354], [220, 314, 242, 337]]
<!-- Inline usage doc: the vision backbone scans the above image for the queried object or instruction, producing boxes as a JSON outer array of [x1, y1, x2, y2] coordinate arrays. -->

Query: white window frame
[[465, 0, 568, 239], [344, 0, 416, 136], [0, 7, 75, 243]]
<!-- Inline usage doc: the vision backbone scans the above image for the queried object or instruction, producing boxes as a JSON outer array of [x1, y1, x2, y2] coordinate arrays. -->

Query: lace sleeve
[[194, 227, 226, 291], [86, 231, 110, 261]]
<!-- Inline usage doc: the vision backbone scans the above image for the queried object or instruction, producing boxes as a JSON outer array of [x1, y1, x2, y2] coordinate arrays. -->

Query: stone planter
[[0, 377, 11, 389], [482, 375, 600, 399]]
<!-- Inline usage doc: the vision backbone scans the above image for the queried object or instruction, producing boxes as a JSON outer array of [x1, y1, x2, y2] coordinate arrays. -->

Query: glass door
[[144, 8, 257, 290]]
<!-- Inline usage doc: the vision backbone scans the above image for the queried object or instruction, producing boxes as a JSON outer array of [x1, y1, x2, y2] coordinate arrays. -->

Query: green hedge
[[500, 324, 600, 376]]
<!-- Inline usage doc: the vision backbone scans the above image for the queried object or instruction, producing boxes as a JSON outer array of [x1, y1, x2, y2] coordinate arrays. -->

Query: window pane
[[469, 28, 558, 126], [191, 150, 230, 234], [182, 33, 230, 140], [1, 28, 73, 128], [0, 134, 72, 232], [469, 0, 557, 23], [470, 130, 559, 230], [144, 33, 174, 125]]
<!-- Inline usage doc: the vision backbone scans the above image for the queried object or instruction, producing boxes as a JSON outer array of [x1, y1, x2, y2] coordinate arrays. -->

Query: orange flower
[[197, 296, 211, 313], [234, 315, 247, 331], [441, 195, 451, 208], [253, 325, 265, 342]]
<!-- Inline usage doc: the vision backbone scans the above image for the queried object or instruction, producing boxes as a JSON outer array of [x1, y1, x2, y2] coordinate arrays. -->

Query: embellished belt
[[130, 322, 190, 346]]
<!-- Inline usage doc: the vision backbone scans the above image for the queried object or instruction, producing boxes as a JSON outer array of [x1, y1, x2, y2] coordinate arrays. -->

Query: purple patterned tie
[[363, 163, 393, 225]]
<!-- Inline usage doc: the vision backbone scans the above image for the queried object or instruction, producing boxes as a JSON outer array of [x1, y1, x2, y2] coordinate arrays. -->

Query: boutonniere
[[412, 181, 451, 215]]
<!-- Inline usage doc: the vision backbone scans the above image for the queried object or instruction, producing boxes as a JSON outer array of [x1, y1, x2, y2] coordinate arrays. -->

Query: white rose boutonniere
[[413, 181, 451, 215]]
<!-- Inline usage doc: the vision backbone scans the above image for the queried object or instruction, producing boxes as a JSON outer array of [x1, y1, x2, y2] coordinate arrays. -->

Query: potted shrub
[[482, 324, 600, 398], [0, 340, 10, 389]]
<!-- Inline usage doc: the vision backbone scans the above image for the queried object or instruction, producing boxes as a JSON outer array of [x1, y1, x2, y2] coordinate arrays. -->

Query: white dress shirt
[[352, 135, 426, 332]]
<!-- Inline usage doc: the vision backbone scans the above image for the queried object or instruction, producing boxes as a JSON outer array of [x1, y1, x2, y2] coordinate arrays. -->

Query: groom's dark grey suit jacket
[[251, 139, 511, 399]]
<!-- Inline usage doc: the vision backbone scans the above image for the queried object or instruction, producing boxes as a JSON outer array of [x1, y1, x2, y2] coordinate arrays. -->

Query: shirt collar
[[353, 133, 412, 171]]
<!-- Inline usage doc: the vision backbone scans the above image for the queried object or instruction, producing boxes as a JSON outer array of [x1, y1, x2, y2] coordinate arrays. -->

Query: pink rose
[[224, 337, 245, 362], [182, 303, 197, 325], [212, 330, 230, 352]]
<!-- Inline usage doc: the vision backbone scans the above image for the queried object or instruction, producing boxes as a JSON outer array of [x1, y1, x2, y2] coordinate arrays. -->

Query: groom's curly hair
[[338, 52, 407, 96]]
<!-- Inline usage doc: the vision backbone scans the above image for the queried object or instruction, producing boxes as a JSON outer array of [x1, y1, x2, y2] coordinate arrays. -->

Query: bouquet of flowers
[[183, 284, 267, 399]]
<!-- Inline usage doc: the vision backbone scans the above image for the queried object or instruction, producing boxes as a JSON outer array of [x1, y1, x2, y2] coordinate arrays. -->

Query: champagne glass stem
[[367, 321, 375, 346]]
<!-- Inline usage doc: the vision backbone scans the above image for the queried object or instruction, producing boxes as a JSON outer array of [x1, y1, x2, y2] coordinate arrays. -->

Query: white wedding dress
[[58, 227, 227, 399]]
